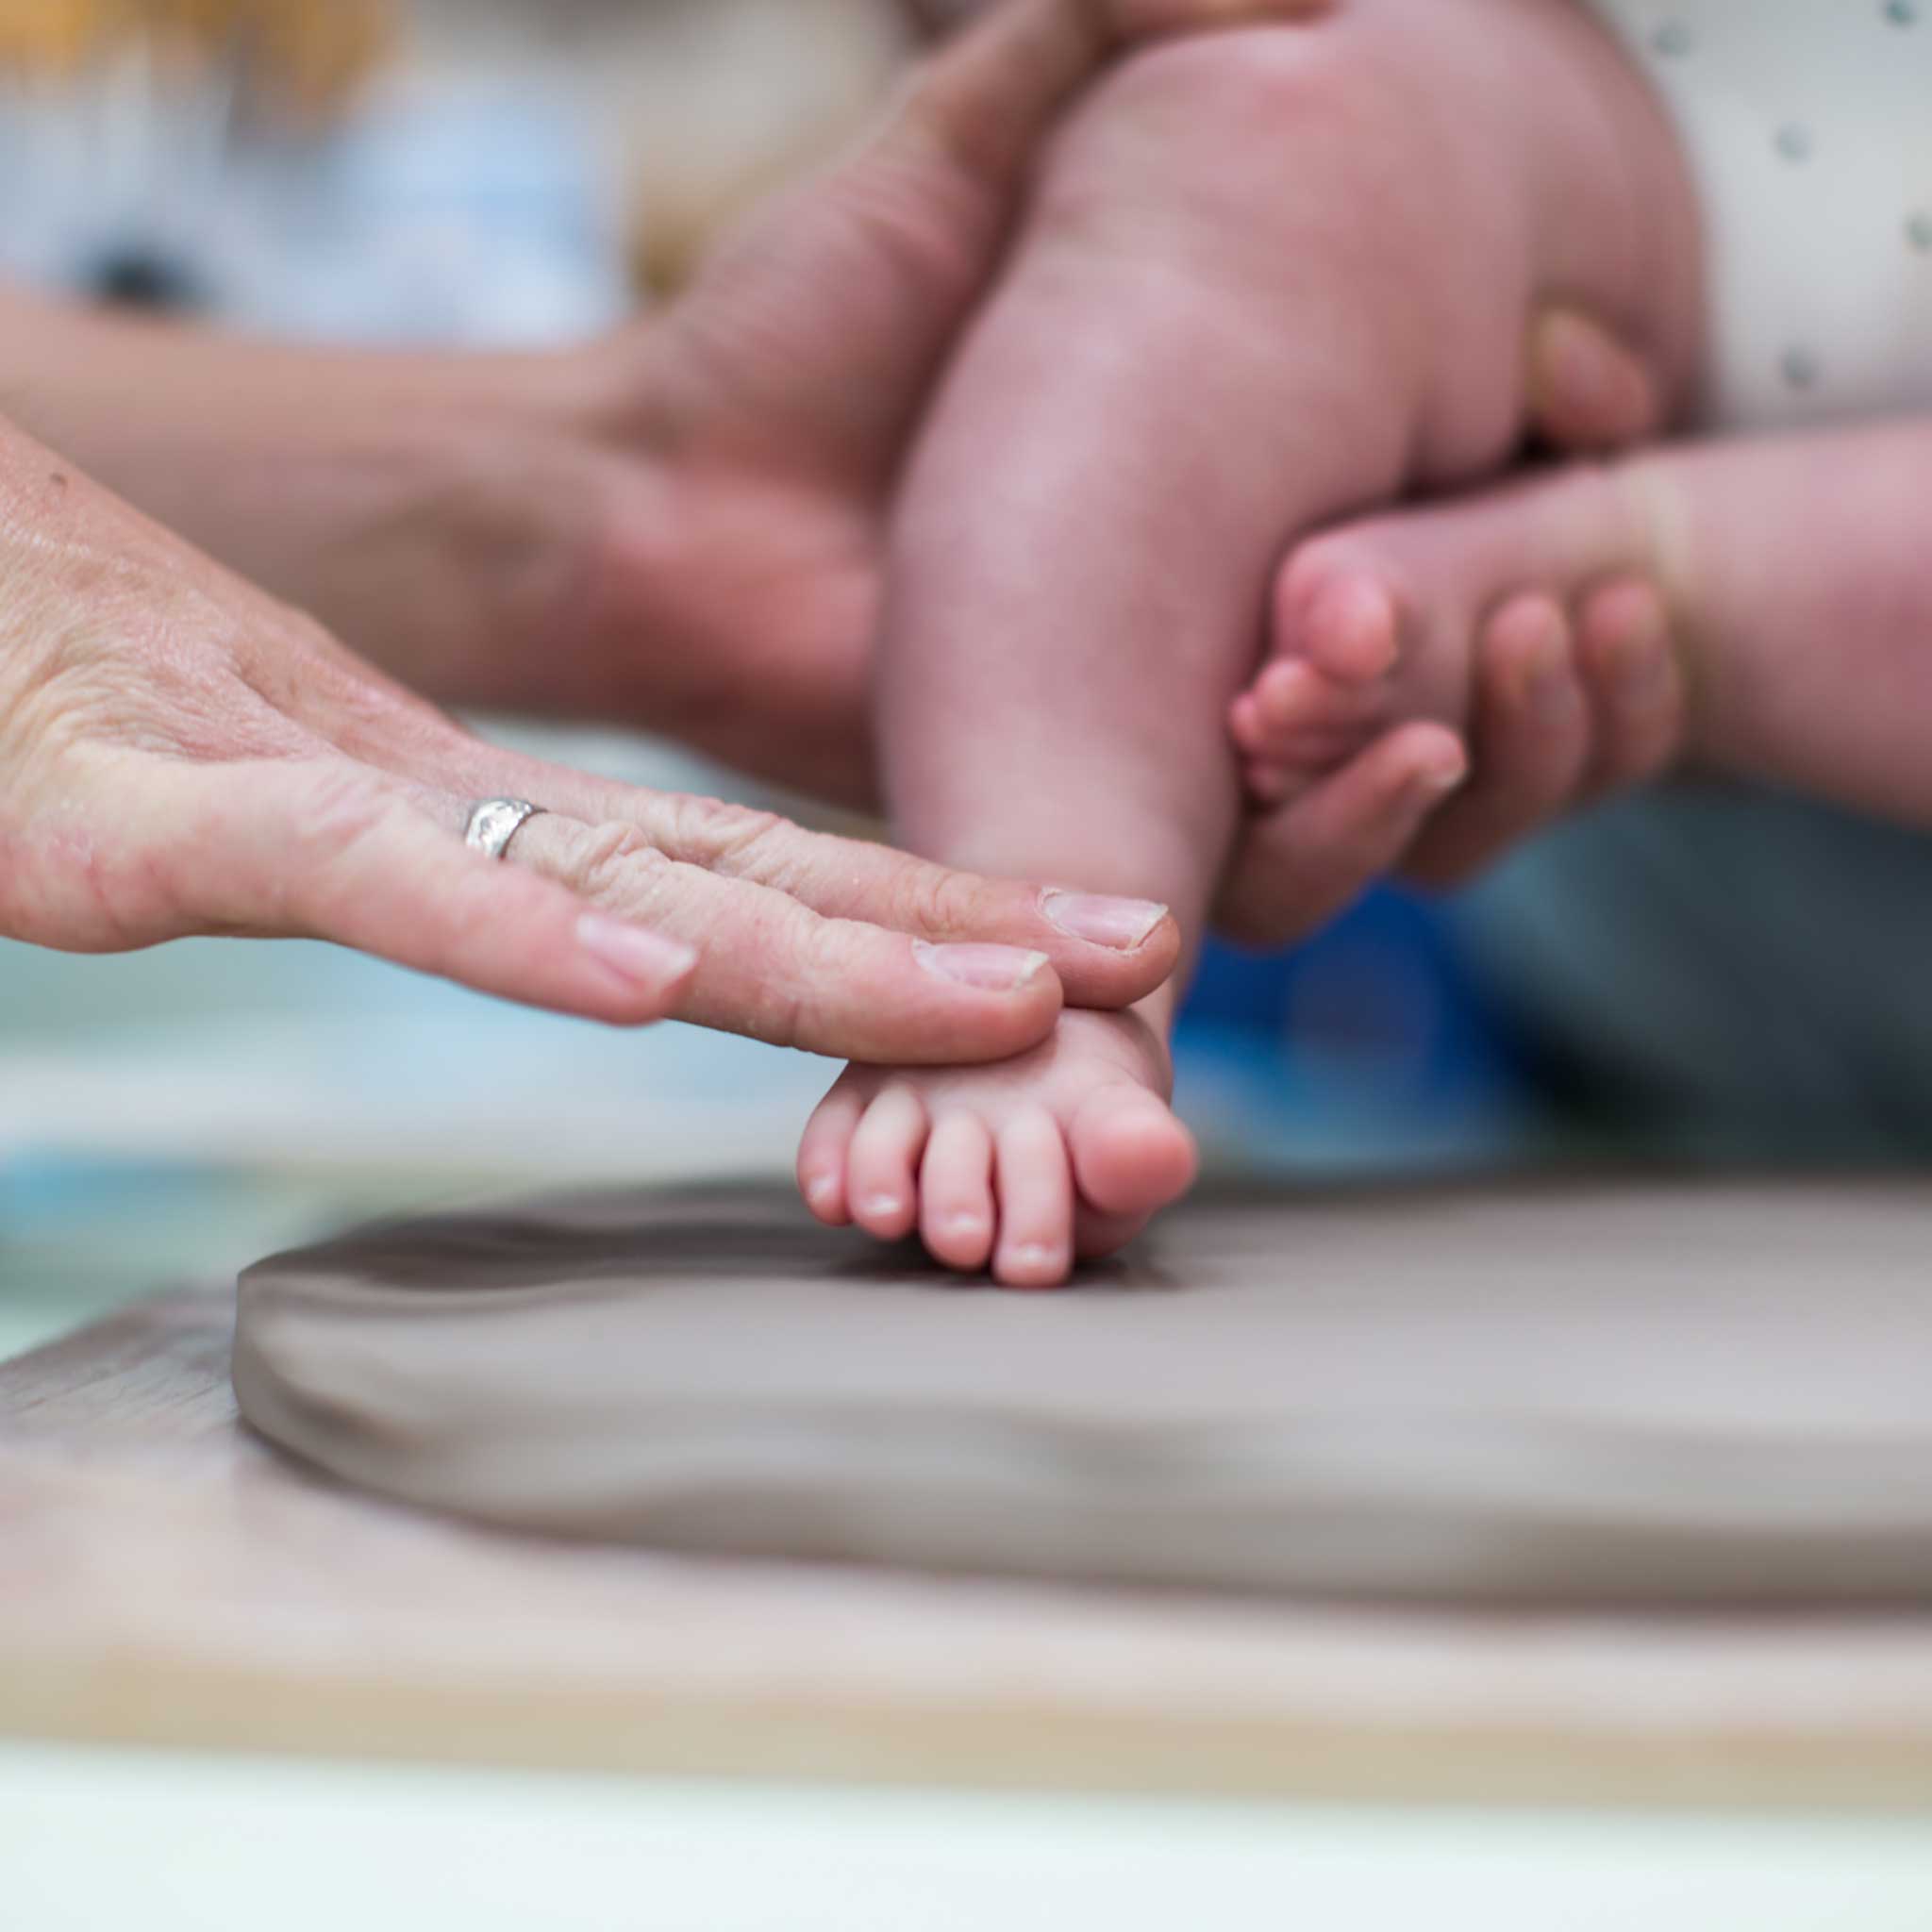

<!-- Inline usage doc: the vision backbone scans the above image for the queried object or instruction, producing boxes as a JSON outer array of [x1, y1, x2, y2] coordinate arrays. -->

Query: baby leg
[[1237, 419, 1932, 833], [802, 1, 1703, 1283]]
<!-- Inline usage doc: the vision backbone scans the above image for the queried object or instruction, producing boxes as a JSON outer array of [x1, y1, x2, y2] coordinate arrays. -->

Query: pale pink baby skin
[[799, 0, 1705, 1285], [1237, 418, 1932, 837]]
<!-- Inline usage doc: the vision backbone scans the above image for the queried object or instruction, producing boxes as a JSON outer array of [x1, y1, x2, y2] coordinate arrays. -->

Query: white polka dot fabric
[[1586, 0, 1932, 427]]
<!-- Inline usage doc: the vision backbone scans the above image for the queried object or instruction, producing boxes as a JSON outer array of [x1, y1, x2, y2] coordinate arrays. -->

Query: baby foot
[[1230, 466, 1688, 805], [797, 1007, 1197, 1288]]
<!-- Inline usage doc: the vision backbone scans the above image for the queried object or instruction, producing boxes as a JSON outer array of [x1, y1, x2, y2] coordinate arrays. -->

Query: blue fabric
[[1176, 889, 1541, 1171]]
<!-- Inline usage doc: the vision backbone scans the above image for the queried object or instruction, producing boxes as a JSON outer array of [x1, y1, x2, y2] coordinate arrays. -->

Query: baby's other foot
[[797, 1008, 1197, 1288], [1230, 466, 1688, 804]]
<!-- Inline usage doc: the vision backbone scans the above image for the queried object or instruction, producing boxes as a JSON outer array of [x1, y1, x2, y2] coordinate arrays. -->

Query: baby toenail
[[1041, 891, 1168, 950], [861, 1193, 904, 1221], [806, 1174, 839, 1207], [913, 941, 1050, 991], [1011, 1242, 1062, 1273]]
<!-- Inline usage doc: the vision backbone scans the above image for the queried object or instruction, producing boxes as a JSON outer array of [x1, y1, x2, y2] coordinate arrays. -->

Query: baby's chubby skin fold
[[800, 0, 1706, 1284], [1237, 417, 1932, 837]]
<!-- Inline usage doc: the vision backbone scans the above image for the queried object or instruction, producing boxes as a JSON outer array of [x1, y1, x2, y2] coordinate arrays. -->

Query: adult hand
[[0, 0, 1337, 813], [1213, 304, 1689, 947], [0, 0, 1676, 962], [559, 0, 1344, 801], [0, 426, 1180, 1058]]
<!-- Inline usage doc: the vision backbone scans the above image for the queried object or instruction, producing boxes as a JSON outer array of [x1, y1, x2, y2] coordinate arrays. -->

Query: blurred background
[[0, 0, 1570, 1363], [8, 9, 1932, 1923]]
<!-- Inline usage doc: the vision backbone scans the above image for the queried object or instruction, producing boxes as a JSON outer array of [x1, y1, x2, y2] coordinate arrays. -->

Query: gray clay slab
[[234, 1178, 1932, 1603]]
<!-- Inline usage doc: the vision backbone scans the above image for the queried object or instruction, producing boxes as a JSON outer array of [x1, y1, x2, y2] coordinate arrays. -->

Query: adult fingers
[[365, 721, 1181, 1013], [508, 812, 1071, 1063], [623, 792, 1182, 1011], [894, 0, 985, 39], [891, 0, 1338, 193], [1400, 592, 1592, 888], [1524, 306, 1667, 457], [655, 0, 1337, 463], [1215, 724, 1467, 948], [164, 758, 697, 1024]]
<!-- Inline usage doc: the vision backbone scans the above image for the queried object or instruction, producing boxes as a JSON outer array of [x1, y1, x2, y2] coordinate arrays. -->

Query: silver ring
[[463, 798, 545, 861]]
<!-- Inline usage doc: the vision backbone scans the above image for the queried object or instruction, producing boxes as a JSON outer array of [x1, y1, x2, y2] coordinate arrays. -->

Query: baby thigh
[[877, 6, 1696, 916]]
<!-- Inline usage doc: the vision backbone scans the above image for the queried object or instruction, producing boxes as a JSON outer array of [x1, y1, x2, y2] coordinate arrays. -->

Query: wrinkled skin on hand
[[0, 427, 1188, 1054], [14, 0, 1431, 1046], [0, 0, 1688, 1037]]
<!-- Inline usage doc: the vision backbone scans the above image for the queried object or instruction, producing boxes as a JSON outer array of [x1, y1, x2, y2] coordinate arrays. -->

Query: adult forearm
[[0, 283, 612, 708]]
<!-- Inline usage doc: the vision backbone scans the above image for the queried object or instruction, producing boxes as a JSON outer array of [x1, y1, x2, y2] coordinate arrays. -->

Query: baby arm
[[799, 0, 1704, 1283]]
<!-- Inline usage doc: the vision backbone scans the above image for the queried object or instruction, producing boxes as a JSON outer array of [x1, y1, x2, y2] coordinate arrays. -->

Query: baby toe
[[797, 1085, 866, 1225], [1244, 658, 1387, 761], [1277, 535, 1405, 682], [1576, 577, 1685, 791], [919, 1111, 997, 1274], [991, 1108, 1074, 1290], [845, 1084, 928, 1241], [1229, 689, 1273, 759], [1483, 591, 1574, 710], [1069, 1088, 1197, 1222], [1294, 574, 1403, 686], [1243, 758, 1309, 808]]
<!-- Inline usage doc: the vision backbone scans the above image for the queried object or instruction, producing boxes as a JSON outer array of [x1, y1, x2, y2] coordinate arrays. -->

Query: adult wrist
[[308, 357, 621, 710], [0, 284, 621, 713]]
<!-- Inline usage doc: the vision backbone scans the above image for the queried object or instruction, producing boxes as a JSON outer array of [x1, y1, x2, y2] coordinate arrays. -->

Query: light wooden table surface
[[7, 1284, 1932, 1809]]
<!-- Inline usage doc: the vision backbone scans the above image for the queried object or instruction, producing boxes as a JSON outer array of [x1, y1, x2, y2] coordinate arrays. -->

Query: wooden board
[[6, 1287, 1932, 1807]]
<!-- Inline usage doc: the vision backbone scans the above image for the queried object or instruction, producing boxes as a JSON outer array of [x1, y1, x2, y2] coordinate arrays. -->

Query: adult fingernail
[[914, 941, 1051, 992], [1041, 890, 1169, 950], [577, 913, 697, 988]]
